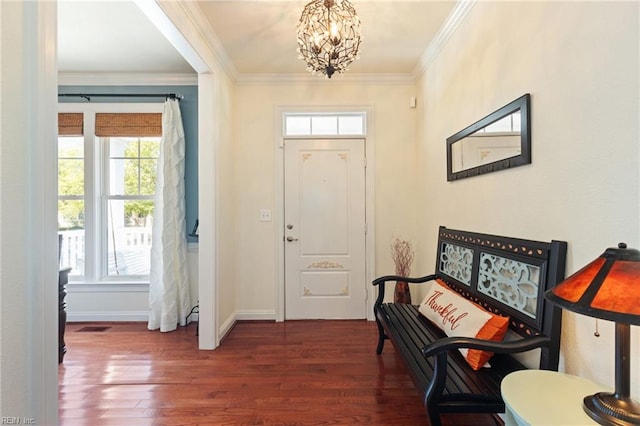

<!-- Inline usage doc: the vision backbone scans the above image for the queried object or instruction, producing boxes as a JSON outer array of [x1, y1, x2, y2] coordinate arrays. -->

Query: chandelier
[[296, 0, 362, 78]]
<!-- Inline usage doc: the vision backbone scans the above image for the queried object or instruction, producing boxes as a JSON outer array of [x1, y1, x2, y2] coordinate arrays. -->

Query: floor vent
[[75, 326, 111, 333]]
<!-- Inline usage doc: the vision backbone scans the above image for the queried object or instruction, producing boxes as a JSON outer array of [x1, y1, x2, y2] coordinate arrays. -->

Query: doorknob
[[286, 236, 299, 242]]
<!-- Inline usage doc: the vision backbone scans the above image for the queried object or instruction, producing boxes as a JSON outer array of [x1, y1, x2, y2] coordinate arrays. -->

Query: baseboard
[[66, 311, 277, 335], [67, 311, 148, 322], [218, 313, 236, 342], [235, 310, 277, 321], [217, 311, 276, 344]]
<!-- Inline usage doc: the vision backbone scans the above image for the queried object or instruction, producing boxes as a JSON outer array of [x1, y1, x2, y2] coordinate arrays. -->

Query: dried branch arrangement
[[391, 237, 414, 277]]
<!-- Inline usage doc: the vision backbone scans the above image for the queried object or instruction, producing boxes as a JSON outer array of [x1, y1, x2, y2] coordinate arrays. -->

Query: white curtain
[[148, 99, 191, 332]]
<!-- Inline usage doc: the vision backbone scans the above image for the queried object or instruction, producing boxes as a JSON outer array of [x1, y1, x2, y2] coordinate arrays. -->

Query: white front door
[[284, 139, 366, 319]]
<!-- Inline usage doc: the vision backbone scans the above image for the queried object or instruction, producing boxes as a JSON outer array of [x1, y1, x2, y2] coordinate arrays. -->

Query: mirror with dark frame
[[447, 94, 531, 181]]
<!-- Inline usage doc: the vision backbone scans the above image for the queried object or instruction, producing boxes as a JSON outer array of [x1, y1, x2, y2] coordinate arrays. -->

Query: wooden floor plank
[[59, 320, 503, 425]]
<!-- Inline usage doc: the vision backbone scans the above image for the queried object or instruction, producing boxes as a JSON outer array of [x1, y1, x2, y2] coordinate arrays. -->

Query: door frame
[[274, 105, 376, 322]]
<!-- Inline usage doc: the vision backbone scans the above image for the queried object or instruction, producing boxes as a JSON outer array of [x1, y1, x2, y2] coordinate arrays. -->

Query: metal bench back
[[434, 226, 567, 370]]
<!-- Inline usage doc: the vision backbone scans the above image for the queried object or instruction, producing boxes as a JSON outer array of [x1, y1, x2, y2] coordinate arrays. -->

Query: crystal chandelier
[[296, 0, 362, 78]]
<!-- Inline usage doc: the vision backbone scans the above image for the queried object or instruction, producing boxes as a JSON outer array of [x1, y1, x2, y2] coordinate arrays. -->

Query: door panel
[[284, 139, 366, 319]]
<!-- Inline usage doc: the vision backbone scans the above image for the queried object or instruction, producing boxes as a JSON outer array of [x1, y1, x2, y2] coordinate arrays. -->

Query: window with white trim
[[104, 135, 160, 277], [58, 106, 162, 283], [283, 112, 366, 137]]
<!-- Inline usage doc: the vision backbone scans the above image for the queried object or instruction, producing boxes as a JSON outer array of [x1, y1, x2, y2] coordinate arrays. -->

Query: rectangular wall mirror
[[447, 94, 531, 181]]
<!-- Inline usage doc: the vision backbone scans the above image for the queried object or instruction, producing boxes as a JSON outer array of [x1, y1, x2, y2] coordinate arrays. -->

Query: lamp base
[[584, 392, 640, 425]]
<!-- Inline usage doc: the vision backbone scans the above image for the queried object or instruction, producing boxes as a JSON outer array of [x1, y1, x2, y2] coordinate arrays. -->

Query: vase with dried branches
[[391, 237, 414, 304]]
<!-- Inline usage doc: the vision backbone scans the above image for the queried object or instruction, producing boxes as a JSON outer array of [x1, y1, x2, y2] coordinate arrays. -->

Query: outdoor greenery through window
[[58, 136, 85, 275], [106, 137, 160, 276], [58, 108, 162, 282]]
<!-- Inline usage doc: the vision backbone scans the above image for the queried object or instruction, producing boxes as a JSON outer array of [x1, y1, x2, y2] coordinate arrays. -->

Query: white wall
[[232, 82, 419, 317], [417, 1, 639, 397], [1, 1, 59, 423], [214, 69, 237, 337]]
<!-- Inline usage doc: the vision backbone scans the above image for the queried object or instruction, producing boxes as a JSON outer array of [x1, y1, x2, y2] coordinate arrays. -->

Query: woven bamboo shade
[[58, 113, 83, 136], [95, 113, 162, 137]]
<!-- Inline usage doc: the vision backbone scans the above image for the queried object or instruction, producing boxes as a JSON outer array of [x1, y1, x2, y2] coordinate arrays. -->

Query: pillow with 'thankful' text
[[418, 278, 509, 370]]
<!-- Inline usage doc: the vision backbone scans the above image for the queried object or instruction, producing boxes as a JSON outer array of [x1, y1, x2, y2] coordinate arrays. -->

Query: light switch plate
[[260, 209, 272, 222]]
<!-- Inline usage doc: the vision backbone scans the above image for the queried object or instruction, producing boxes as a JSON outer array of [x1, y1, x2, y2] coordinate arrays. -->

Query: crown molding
[[60, 0, 473, 88], [58, 72, 198, 86], [412, 0, 477, 80], [235, 72, 416, 86], [237, 0, 477, 85], [170, 0, 239, 81]]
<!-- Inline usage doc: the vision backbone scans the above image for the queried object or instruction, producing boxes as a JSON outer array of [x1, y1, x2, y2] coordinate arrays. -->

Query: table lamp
[[545, 243, 640, 425]]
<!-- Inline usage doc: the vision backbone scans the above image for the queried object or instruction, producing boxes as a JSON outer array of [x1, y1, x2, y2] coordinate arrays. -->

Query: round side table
[[501, 369, 607, 426]]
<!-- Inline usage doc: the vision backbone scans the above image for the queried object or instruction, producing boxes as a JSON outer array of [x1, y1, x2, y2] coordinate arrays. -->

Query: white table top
[[501, 370, 608, 426]]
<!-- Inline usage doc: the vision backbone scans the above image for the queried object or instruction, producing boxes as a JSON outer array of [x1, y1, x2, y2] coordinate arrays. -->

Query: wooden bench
[[373, 226, 567, 426]]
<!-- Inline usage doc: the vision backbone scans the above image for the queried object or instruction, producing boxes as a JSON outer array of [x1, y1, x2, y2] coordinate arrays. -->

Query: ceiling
[[58, 0, 459, 79]]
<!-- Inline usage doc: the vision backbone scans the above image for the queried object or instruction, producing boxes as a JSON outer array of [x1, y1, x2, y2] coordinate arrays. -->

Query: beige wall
[[417, 1, 639, 397], [232, 83, 419, 317]]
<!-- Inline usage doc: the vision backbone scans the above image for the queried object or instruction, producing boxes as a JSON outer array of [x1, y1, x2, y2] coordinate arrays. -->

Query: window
[[58, 133, 85, 275], [58, 105, 162, 283], [106, 136, 160, 276], [283, 112, 366, 137], [476, 111, 521, 135]]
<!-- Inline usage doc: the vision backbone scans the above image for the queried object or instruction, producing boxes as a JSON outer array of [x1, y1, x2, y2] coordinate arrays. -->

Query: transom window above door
[[283, 113, 366, 137]]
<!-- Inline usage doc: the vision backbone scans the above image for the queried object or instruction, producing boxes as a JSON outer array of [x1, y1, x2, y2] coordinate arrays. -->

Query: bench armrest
[[373, 274, 437, 308], [421, 335, 551, 415], [422, 335, 550, 358], [372, 274, 437, 286]]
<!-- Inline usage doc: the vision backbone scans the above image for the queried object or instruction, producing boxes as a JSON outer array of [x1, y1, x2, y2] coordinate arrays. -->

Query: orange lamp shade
[[545, 243, 640, 425], [546, 243, 640, 325]]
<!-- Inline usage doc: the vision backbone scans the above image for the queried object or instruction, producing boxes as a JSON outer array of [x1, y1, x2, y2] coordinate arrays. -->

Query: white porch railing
[[59, 227, 152, 276]]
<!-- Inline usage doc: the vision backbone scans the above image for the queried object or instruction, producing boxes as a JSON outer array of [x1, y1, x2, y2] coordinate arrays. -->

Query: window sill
[[66, 281, 150, 293]]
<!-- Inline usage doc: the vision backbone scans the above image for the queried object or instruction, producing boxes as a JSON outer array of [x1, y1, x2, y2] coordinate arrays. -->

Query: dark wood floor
[[59, 320, 503, 425]]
